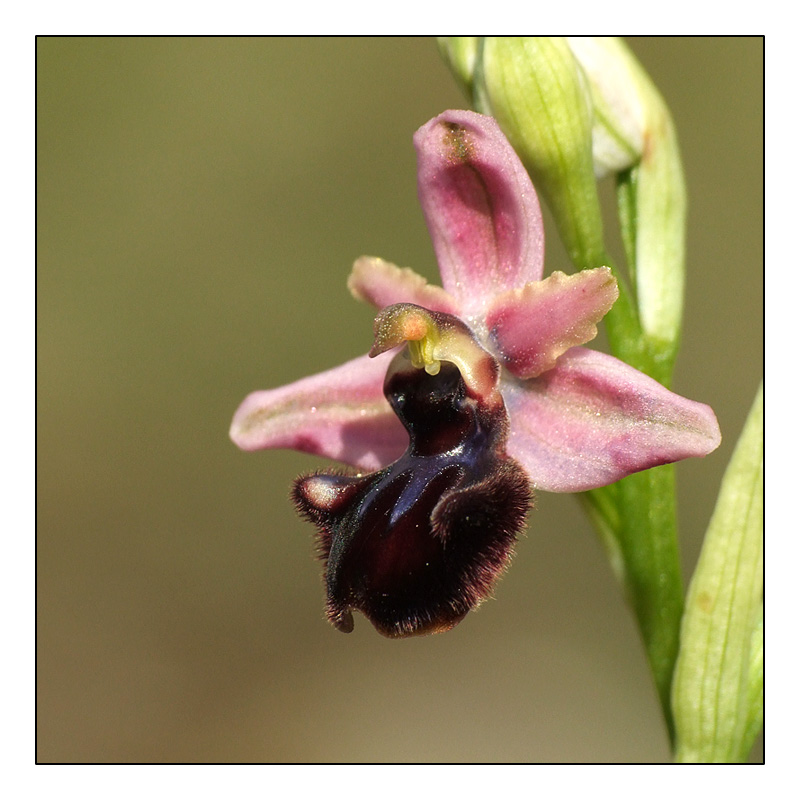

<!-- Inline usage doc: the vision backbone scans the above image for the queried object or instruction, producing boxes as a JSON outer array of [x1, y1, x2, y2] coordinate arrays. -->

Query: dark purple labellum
[[293, 353, 531, 638]]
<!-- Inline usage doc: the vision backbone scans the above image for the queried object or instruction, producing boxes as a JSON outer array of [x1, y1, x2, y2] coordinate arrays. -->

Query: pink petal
[[502, 347, 722, 492], [230, 352, 407, 471], [414, 110, 545, 313], [485, 268, 619, 378], [347, 256, 458, 314]]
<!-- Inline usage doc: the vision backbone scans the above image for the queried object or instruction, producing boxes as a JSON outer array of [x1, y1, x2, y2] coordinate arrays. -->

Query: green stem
[[579, 252, 683, 743], [611, 465, 682, 743]]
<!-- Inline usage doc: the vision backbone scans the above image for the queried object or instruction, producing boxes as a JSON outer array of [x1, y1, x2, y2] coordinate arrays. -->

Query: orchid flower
[[230, 110, 720, 638]]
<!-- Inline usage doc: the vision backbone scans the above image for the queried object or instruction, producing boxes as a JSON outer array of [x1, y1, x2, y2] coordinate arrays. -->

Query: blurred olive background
[[37, 37, 763, 763]]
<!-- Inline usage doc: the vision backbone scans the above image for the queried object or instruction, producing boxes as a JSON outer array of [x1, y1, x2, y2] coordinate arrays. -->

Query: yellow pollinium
[[403, 316, 442, 376], [369, 303, 501, 404], [370, 304, 442, 374]]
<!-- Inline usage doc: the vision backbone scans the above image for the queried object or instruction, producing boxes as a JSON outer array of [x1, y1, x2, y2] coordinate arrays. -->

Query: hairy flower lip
[[293, 357, 531, 638], [231, 109, 721, 493]]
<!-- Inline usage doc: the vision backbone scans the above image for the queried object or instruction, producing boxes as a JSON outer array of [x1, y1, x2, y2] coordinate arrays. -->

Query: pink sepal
[[230, 351, 407, 472], [414, 110, 545, 313], [503, 347, 722, 492]]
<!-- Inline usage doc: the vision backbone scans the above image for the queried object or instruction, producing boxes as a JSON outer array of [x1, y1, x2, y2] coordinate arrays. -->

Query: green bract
[[672, 384, 764, 763]]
